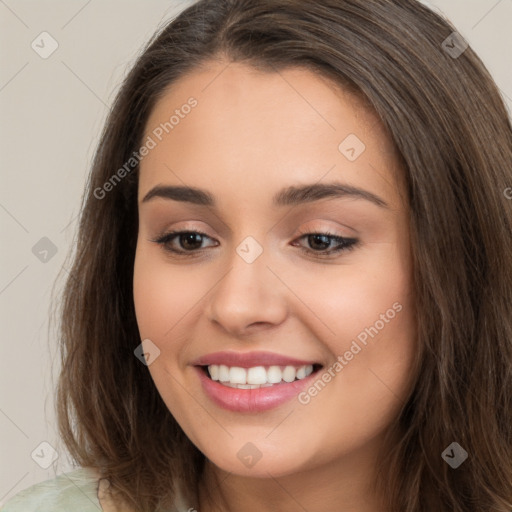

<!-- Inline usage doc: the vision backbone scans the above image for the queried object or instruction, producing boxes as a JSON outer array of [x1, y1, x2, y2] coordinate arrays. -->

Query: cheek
[[132, 242, 200, 412], [293, 240, 416, 409], [283, 239, 413, 352], [133, 243, 203, 342], [132, 244, 201, 421], [332, 242, 415, 383]]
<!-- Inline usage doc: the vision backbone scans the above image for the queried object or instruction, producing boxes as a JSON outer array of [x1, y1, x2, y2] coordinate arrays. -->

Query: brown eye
[[175, 232, 205, 251], [293, 230, 359, 257], [152, 230, 217, 254]]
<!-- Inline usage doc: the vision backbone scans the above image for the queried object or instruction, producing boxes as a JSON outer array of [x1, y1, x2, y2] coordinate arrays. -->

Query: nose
[[205, 245, 289, 337]]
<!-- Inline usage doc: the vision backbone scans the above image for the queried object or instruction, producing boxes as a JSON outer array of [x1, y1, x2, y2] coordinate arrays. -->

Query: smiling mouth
[[200, 363, 323, 389]]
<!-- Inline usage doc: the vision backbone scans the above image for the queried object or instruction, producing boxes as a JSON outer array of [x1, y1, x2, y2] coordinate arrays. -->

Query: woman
[[3, 0, 511, 511]]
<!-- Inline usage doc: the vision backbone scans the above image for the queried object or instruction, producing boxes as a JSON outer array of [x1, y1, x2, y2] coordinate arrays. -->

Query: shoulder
[[0, 467, 102, 512]]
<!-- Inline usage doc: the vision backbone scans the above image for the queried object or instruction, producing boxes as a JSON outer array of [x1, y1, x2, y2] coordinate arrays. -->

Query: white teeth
[[282, 365, 296, 382], [209, 364, 220, 381], [228, 366, 246, 384], [207, 363, 315, 387], [218, 365, 230, 382], [267, 365, 282, 384], [247, 366, 267, 384]]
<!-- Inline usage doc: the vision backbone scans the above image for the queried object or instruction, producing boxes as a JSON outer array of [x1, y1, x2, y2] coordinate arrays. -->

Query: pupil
[[309, 234, 330, 250], [182, 233, 202, 250]]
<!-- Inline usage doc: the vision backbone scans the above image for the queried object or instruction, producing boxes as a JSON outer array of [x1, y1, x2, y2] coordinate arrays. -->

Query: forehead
[[138, 60, 404, 211]]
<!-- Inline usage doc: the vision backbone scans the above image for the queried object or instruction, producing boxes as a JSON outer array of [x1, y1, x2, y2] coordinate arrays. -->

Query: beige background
[[1, 0, 511, 505]]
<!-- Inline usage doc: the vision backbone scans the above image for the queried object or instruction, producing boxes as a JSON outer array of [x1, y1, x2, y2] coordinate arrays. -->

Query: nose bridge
[[206, 233, 288, 333]]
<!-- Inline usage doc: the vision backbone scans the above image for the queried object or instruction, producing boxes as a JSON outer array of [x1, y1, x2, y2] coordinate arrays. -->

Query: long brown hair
[[55, 0, 512, 510]]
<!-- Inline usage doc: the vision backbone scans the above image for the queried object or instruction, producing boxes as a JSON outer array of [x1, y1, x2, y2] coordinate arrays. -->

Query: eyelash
[[152, 229, 359, 258]]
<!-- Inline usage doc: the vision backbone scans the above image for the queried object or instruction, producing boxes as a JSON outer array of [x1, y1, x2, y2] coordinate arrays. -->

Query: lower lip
[[195, 366, 319, 412]]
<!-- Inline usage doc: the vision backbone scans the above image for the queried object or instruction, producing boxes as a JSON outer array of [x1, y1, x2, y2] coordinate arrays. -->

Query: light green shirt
[[0, 467, 189, 512]]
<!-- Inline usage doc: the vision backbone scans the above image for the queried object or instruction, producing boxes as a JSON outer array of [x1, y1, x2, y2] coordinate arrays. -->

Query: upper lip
[[191, 351, 320, 368]]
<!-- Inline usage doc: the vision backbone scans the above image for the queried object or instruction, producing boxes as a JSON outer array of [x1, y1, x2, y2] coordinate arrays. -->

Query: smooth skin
[[132, 59, 417, 512]]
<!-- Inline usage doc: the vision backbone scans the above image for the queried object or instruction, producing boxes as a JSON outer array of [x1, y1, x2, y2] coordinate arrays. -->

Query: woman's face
[[133, 60, 416, 480]]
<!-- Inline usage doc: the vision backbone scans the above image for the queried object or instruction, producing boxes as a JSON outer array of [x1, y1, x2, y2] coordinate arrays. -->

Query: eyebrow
[[141, 182, 389, 209]]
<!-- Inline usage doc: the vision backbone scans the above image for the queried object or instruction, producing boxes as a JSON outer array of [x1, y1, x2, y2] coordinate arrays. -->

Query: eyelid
[[295, 225, 353, 238]]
